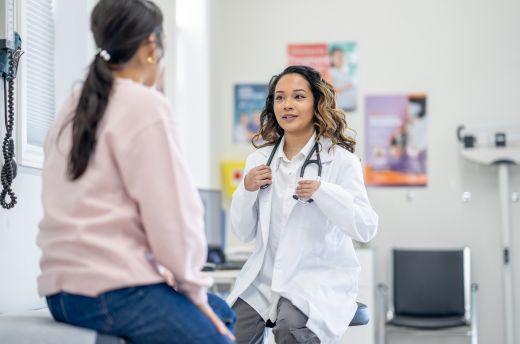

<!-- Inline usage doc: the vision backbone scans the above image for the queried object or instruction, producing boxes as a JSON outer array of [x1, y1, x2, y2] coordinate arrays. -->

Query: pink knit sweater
[[37, 78, 211, 305]]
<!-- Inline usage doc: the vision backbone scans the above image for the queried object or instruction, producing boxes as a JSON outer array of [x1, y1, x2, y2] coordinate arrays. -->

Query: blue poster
[[233, 84, 268, 144]]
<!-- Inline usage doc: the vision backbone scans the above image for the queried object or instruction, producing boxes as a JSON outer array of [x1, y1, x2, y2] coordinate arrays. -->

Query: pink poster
[[288, 42, 358, 112], [287, 43, 330, 80]]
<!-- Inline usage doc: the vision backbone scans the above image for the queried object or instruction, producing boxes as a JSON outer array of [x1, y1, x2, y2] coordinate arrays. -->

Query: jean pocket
[[59, 293, 106, 328]]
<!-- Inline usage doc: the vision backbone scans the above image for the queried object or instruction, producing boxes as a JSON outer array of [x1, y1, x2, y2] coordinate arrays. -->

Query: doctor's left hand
[[295, 180, 321, 199]]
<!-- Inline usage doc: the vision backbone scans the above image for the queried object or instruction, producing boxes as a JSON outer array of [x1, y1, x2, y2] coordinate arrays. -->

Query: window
[[18, 0, 55, 168]]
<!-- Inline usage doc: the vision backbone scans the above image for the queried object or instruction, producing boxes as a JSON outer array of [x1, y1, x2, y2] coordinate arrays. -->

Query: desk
[[204, 269, 241, 284], [203, 269, 241, 299], [203, 249, 375, 344]]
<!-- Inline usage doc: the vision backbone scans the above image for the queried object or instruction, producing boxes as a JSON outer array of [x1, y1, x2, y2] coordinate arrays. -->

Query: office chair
[[376, 248, 478, 344], [264, 302, 369, 343]]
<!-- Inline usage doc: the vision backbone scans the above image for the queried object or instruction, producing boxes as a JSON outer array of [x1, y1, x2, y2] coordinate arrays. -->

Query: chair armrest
[[377, 283, 389, 320], [376, 283, 389, 344]]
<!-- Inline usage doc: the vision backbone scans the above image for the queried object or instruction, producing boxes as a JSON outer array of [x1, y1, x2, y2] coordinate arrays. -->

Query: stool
[[266, 301, 369, 328], [349, 302, 369, 326]]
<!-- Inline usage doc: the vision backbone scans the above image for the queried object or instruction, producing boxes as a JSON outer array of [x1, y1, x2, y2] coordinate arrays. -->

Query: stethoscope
[[260, 135, 322, 204]]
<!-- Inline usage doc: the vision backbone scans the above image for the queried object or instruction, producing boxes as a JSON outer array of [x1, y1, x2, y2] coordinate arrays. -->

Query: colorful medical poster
[[328, 42, 358, 112], [364, 94, 428, 186], [287, 42, 358, 112], [233, 84, 267, 144], [287, 43, 330, 80]]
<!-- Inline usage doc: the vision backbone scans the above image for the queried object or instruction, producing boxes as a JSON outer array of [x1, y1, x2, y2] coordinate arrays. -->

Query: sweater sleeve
[[114, 105, 211, 306]]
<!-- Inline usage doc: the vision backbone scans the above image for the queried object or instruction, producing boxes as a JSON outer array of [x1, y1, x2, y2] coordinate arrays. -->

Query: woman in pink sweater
[[36, 0, 235, 343]]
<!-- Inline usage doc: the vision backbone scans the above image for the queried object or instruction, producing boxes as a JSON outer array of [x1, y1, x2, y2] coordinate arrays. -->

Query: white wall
[[171, 0, 212, 188], [0, 167, 45, 312], [209, 0, 520, 343]]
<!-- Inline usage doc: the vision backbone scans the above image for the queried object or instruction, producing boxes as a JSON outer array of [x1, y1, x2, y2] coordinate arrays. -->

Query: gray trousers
[[232, 297, 320, 344]]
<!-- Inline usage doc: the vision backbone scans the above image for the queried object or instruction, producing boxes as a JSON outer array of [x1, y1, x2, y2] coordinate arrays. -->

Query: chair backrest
[[392, 248, 470, 318]]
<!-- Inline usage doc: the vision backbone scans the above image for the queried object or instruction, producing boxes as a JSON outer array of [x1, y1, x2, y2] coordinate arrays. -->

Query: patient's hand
[[197, 303, 236, 342], [162, 269, 176, 287]]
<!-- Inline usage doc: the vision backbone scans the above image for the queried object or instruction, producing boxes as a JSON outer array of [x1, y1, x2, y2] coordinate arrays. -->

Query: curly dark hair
[[252, 65, 356, 153]]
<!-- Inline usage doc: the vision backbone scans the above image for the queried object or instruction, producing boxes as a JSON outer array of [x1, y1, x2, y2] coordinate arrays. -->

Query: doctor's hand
[[197, 302, 236, 342], [244, 165, 272, 191], [295, 180, 321, 199]]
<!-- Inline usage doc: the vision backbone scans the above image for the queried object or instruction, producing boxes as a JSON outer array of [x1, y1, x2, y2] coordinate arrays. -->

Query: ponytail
[[62, 0, 163, 180], [67, 55, 113, 180]]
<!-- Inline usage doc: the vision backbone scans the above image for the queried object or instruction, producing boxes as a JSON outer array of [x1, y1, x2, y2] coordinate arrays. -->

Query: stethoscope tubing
[[260, 135, 322, 204]]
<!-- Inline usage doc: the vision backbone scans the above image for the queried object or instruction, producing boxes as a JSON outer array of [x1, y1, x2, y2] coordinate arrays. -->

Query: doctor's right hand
[[244, 165, 272, 191]]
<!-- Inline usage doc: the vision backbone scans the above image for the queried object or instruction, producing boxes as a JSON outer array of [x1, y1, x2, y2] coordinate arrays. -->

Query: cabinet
[[340, 248, 374, 344]]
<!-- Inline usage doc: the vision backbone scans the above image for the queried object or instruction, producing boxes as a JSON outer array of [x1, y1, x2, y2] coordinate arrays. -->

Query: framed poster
[[233, 84, 267, 144], [365, 94, 428, 186], [287, 42, 358, 111]]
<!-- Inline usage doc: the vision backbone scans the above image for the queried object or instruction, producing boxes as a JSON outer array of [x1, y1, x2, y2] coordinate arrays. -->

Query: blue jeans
[[46, 283, 236, 344]]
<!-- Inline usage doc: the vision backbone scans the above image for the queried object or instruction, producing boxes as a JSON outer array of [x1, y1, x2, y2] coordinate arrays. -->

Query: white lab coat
[[227, 138, 378, 344]]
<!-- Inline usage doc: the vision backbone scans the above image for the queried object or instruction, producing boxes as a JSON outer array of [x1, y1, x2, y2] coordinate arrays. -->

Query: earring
[[147, 56, 154, 64]]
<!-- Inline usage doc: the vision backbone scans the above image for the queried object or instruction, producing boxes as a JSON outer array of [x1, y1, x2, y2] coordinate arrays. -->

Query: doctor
[[228, 66, 378, 344]]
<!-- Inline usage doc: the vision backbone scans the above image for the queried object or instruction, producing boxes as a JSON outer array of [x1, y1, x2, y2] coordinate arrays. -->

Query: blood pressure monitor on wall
[[1, 0, 23, 209], [456, 122, 520, 164]]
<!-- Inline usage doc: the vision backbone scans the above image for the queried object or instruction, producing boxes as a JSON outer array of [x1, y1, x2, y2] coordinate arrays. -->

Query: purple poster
[[365, 94, 428, 186]]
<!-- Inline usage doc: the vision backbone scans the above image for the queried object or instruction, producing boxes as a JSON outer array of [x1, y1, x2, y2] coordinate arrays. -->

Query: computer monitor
[[198, 189, 224, 250]]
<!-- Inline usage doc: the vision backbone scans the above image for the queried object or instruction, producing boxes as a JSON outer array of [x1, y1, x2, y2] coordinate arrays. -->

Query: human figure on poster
[[329, 47, 357, 112], [246, 110, 262, 141], [405, 99, 427, 173], [234, 112, 254, 143], [388, 123, 409, 172]]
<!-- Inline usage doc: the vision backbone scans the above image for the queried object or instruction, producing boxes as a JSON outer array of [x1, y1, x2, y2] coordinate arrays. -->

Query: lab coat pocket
[[319, 227, 345, 263]]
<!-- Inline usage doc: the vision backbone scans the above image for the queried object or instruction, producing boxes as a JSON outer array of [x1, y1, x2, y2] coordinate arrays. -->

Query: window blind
[[24, 0, 55, 147]]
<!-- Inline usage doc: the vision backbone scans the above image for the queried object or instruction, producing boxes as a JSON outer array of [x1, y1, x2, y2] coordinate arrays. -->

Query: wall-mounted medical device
[[457, 121, 519, 344], [456, 122, 520, 165], [1, 0, 23, 210]]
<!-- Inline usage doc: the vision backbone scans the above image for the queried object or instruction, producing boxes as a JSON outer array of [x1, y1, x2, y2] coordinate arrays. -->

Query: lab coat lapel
[[258, 182, 273, 243], [256, 146, 275, 244]]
